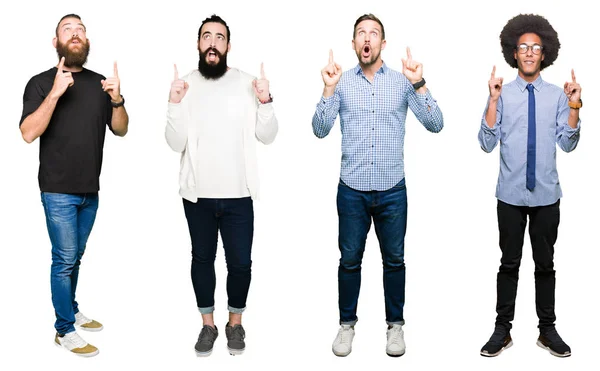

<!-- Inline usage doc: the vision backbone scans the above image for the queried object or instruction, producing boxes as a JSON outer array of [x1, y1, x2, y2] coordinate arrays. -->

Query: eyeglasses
[[517, 43, 543, 55]]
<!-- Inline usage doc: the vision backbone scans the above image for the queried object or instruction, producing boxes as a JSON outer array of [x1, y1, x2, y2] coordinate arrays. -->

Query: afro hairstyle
[[500, 14, 560, 70]]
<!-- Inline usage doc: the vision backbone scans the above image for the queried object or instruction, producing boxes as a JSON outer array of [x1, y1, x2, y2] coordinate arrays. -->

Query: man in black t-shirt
[[19, 13, 128, 357]]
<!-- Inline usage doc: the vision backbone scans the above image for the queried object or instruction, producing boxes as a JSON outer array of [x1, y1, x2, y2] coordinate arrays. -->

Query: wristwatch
[[568, 99, 582, 109], [412, 78, 426, 90], [259, 93, 273, 104], [111, 95, 125, 108]]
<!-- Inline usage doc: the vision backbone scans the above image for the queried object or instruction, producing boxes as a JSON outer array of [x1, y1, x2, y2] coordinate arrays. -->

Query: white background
[[0, 0, 597, 370]]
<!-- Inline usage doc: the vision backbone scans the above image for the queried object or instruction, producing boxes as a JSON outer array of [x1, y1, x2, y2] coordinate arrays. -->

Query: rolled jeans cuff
[[228, 305, 246, 314], [386, 320, 405, 326], [340, 319, 358, 326], [198, 306, 215, 315]]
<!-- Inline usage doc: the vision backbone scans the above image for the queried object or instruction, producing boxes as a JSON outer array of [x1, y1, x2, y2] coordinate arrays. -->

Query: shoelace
[[229, 326, 245, 340], [199, 327, 217, 343], [75, 312, 91, 324], [388, 326, 403, 343], [338, 326, 352, 344], [64, 332, 87, 348]]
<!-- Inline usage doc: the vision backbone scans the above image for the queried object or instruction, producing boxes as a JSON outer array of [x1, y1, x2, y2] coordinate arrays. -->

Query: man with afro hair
[[478, 14, 582, 358]]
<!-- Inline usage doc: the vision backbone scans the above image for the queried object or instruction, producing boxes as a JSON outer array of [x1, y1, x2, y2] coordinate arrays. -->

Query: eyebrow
[[61, 22, 86, 29], [356, 27, 379, 33], [202, 31, 226, 38]]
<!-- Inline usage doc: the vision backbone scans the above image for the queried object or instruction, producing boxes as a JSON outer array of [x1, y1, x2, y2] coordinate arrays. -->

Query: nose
[[526, 46, 533, 56]]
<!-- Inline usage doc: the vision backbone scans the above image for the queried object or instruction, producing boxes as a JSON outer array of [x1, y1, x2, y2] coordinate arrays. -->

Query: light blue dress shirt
[[479, 75, 581, 207]]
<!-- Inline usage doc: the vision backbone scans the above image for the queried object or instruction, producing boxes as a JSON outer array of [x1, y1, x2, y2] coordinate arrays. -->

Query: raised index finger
[[174, 64, 179, 81], [406, 47, 412, 60], [571, 68, 576, 83], [113, 61, 119, 77], [491, 65, 496, 79], [57, 56, 65, 74], [260, 62, 265, 79], [329, 49, 334, 64]]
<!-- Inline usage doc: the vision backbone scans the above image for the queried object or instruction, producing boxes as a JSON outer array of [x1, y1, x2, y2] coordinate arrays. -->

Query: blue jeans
[[182, 197, 254, 314], [41, 192, 99, 335], [337, 179, 407, 325]]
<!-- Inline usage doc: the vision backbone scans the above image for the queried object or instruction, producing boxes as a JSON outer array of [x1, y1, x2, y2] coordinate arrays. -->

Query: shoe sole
[[536, 340, 571, 357], [228, 347, 244, 356], [54, 341, 99, 357], [195, 349, 213, 357], [77, 325, 104, 332], [480, 340, 513, 357], [332, 347, 351, 357], [386, 349, 405, 357]]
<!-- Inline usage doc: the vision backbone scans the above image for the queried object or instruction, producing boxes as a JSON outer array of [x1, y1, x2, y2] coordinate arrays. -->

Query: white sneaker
[[386, 324, 406, 357], [55, 331, 99, 357], [332, 325, 355, 357], [75, 311, 104, 332]]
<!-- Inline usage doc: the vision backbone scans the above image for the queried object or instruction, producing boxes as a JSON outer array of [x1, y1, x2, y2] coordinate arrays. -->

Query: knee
[[340, 256, 362, 272], [383, 255, 405, 270]]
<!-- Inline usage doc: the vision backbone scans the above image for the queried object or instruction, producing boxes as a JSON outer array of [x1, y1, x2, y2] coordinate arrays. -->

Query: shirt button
[[372, 110, 375, 113]]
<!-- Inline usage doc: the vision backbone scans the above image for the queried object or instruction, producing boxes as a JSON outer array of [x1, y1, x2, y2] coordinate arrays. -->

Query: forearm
[[411, 89, 443, 132], [256, 103, 278, 144], [568, 107, 579, 129], [111, 106, 129, 136], [312, 93, 339, 138], [165, 102, 188, 152], [20, 94, 59, 143], [485, 98, 498, 129]]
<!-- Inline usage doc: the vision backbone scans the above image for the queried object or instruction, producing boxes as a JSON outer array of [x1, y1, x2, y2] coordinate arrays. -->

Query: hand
[[321, 49, 342, 88], [252, 62, 270, 102], [563, 69, 581, 102], [101, 61, 121, 102], [488, 65, 503, 101], [169, 64, 189, 104], [50, 57, 74, 99], [401, 47, 423, 84]]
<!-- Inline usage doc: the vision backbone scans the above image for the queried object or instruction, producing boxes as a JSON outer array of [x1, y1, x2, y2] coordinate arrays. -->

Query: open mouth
[[362, 45, 371, 58], [207, 50, 218, 62]]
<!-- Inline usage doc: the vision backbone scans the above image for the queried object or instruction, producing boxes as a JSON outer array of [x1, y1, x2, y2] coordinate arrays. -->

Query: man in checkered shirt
[[312, 13, 443, 358]]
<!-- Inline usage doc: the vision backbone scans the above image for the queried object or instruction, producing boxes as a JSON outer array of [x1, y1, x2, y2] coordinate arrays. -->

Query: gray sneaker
[[225, 323, 246, 355], [195, 325, 218, 357]]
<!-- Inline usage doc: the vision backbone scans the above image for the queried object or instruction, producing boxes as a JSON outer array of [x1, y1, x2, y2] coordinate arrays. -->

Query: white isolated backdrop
[[0, 0, 596, 370]]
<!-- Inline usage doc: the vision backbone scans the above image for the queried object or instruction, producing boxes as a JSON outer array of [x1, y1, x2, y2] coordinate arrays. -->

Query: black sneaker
[[537, 327, 571, 357], [225, 323, 246, 355], [480, 325, 513, 357], [195, 325, 218, 357]]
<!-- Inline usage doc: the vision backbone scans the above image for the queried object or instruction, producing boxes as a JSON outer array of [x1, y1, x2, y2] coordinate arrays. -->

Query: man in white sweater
[[165, 14, 278, 357]]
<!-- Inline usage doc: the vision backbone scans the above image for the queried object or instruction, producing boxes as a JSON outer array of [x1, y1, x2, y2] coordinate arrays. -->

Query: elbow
[[312, 127, 327, 138], [114, 127, 128, 137], [480, 144, 493, 153], [430, 124, 443, 133], [20, 129, 35, 144]]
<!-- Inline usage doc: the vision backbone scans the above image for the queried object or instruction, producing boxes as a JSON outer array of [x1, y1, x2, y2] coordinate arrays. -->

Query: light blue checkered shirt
[[312, 63, 444, 191]]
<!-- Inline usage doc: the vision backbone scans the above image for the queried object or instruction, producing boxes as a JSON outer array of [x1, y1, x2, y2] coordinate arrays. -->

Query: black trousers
[[495, 199, 560, 330]]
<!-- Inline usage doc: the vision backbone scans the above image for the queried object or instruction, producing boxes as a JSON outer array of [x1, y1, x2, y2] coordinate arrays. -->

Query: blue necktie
[[526, 84, 536, 191]]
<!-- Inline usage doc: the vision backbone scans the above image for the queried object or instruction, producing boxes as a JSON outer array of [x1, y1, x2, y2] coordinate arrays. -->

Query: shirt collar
[[516, 74, 543, 92], [354, 62, 388, 76]]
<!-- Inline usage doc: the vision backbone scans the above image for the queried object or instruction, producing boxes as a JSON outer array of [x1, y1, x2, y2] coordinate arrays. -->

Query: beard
[[198, 47, 228, 79], [56, 37, 90, 68]]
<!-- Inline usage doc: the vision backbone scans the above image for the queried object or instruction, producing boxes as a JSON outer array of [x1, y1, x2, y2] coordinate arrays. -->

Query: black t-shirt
[[20, 67, 113, 193]]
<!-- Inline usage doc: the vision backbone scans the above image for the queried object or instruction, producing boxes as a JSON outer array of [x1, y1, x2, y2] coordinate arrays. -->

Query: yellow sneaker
[[55, 332, 99, 357]]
